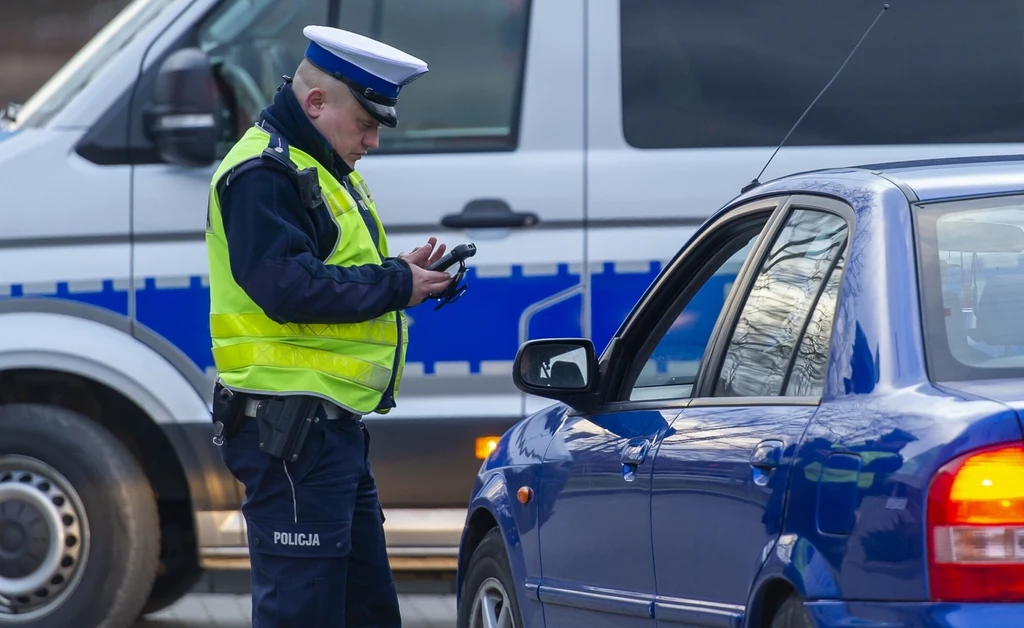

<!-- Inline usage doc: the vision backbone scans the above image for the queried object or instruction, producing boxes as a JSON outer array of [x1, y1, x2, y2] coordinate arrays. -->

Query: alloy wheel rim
[[0, 456, 89, 623], [469, 577, 514, 628]]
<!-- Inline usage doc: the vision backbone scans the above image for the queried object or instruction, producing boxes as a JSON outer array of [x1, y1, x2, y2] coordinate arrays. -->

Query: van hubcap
[[469, 577, 514, 628], [0, 500, 49, 578], [0, 456, 89, 622]]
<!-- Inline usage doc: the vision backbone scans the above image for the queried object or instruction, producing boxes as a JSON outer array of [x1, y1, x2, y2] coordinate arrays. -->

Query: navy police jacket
[[218, 81, 413, 325]]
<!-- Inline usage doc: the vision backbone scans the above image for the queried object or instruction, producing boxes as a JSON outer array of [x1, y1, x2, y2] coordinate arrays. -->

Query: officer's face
[[304, 87, 380, 168]]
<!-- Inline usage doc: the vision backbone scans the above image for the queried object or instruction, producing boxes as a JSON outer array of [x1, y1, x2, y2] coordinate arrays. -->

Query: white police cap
[[302, 25, 428, 128]]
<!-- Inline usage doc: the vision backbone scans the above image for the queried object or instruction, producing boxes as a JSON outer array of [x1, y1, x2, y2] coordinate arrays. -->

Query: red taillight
[[927, 443, 1024, 602]]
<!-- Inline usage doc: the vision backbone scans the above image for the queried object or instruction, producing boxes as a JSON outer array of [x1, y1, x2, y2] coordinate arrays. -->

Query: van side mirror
[[513, 338, 600, 410], [144, 47, 219, 167]]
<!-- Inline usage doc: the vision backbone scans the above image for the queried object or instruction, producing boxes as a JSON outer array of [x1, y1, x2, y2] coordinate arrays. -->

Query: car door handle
[[621, 438, 651, 482], [750, 439, 785, 470], [441, 198, 539, 229]]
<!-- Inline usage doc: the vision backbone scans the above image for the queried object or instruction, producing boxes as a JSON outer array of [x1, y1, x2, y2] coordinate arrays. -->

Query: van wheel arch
[[0, 368, 203, 618]]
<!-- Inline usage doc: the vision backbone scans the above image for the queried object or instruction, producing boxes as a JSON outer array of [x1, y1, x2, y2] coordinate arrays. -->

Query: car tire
[[0, 403, 160, 628], [770, 592, 815, 628], [457, 527, 524, 628]]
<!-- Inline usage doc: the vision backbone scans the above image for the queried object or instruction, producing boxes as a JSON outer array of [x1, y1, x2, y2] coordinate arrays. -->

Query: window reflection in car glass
[[629, 233, 757, 402], [785, 253, 845, 397], [716, 209, 848, 397]]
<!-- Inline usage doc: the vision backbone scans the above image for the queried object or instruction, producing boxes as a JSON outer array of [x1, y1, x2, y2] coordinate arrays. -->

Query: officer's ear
[[303, 87, 328, 120]]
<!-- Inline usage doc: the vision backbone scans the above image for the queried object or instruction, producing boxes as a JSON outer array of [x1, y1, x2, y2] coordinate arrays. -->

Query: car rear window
[[914, 195, 1024, 381]]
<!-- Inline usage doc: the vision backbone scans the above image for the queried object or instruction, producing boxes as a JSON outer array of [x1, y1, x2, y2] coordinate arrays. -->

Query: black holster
[[253, 395, 319, 463], [211, 382, 245, 446]]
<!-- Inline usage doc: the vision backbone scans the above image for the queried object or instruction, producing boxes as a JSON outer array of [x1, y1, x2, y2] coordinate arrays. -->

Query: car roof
[[844, 154, 1024, 202], [717, 154, 1024, 225]]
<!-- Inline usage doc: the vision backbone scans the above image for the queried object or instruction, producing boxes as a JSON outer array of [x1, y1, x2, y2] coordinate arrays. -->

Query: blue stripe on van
[[0, 262, 723, 375]]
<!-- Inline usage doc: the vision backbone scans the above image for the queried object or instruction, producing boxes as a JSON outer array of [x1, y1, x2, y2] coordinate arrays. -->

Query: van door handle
[[621, 437, 651, 482], [441, 198, 539, 229], [750, 439, 785, 470]]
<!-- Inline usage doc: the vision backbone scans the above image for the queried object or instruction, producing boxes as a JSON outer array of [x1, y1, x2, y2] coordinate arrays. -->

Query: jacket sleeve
[[218, 165, 414, 325]]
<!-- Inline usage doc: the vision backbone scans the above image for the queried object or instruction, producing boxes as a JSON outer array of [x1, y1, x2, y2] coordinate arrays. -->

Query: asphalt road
[[132, 572, 458, 627], [135, 593, 457, 627]]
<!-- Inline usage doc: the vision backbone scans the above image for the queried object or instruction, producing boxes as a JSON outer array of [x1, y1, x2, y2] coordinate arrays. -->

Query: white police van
[[0, 0, 1017, 624]]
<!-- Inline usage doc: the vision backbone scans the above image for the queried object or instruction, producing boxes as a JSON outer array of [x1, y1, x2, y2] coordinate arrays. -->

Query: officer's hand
[[399, 237, 447, 269], [407, 264, 452, 307]]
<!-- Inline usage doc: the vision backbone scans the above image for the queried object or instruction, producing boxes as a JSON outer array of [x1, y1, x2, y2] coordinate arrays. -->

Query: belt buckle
[[323, 402, 340, 421]]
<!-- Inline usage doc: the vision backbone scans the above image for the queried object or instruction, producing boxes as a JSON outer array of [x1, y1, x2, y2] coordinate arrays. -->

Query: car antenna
[[741, 3, 890, 194]]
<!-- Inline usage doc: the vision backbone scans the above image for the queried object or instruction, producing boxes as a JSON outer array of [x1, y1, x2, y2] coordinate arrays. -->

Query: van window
[[199, 0, 333, 140], [620, 0, 1024, 149], [198, 0, 529, 154], [336, 0, 530, 153], [914, 195, 1024, 382]]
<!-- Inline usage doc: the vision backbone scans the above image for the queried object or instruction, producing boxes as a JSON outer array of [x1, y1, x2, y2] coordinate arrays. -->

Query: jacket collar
[[258, 79, 353, 180]]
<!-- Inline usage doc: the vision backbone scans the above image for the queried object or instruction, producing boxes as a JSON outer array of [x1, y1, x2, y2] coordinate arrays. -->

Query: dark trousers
[[219, 402, 401, 627]]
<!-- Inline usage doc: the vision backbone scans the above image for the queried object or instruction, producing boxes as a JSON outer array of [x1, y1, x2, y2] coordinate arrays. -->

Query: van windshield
[[13, 0, 178, 129], [914, 195, 1024, 382]]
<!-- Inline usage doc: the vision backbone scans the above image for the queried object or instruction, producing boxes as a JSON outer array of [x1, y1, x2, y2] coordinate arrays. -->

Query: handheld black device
[[427, 242, 477, 273], [427, 243, 477, 310]]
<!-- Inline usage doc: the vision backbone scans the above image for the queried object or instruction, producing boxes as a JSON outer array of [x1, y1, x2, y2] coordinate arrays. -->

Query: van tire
[[139, 561, 202, 617], [0, 403, 160, 627], [457, 527, 523, 628], [770, 592, 815, 628]]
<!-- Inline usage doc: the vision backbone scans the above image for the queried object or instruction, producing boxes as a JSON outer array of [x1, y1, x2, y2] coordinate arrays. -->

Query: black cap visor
[[351, 88, 398, 128]]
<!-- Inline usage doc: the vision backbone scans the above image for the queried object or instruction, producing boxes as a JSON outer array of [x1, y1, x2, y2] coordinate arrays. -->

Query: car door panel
[[537, 407, 681, 627], [651, 403, 815, 624]]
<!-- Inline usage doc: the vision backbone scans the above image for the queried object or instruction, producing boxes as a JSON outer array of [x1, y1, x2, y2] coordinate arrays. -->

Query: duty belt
[[243, 397, 347, 421]]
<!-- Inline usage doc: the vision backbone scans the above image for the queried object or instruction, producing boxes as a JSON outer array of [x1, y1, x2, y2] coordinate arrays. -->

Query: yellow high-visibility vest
[[205, 124, 407, 415]]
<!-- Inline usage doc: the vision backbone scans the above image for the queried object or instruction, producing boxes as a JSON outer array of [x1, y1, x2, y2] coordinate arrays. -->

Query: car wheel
[[0, 403, 160, 627], [770, 592, 815, 628], [458, 528, 523, 628]]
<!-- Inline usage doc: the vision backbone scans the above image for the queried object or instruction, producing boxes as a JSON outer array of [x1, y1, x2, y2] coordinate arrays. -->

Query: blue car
[[454, 156, 1024, 628]]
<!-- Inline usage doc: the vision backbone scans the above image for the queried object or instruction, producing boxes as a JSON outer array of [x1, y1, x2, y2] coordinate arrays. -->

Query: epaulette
[[217, 123, 322, 210]]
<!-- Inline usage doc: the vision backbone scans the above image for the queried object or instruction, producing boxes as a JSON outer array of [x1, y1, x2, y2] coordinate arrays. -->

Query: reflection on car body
[[456, 156, 1024, 628]]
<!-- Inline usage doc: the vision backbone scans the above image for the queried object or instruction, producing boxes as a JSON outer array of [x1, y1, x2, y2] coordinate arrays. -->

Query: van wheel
[[770, 592, 814, 628], [458, 528, 523, 628], [0, 403, 160, 627], [139, 561, 202, 616]]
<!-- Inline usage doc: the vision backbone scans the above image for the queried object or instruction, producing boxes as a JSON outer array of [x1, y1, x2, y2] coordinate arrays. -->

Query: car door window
[[715, 208, 849, 397], [784, 251, 846, 396], [628, 231, 760, 402]]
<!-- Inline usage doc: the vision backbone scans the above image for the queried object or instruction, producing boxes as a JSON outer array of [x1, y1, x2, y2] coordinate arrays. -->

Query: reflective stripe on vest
[[210, 313, 399, 346], [212, 342, 392, 392]]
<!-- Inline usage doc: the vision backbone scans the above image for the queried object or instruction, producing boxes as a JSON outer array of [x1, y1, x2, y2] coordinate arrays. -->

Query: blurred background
[[0, 1, 132, 106]]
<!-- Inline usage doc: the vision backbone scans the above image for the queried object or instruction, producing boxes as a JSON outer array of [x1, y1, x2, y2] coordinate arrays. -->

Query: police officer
[[205, 25, 452, 627]]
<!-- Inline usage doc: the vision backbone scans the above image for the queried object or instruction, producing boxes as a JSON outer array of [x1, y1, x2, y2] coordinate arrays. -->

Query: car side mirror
[[513, 338, 600, 410], [144, 47, 219, 167]]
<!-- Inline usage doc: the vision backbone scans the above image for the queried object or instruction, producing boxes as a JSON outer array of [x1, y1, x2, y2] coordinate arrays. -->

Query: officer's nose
[[364, 127, 379, 150]]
